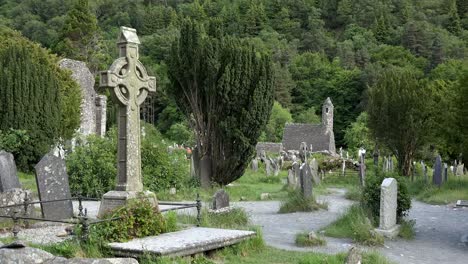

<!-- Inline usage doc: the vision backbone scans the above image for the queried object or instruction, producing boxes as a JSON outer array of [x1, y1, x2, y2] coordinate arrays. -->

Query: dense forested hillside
[[1, 0, 467, 167]]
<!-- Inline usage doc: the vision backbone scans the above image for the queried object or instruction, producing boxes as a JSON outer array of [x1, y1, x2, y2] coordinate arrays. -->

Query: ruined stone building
[[59, 59, 107, 137], [282, 97, 336, 154]]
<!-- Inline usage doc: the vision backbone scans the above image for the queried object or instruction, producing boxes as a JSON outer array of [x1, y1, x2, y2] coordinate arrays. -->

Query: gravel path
[[234, 188, 468, 264]]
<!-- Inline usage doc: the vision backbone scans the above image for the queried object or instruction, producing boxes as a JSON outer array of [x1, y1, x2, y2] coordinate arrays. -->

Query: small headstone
[[300, 163, 313, 198], [34, 152, 73, 220], [169, 187, 177, 195], [212, 189, 229, 210], [260, 193, 270, 200], [287, 169, 296, 189], [265, 159, 272, 176], [0, 151, 21, 192], [345, 247, 362, 264], [456, 164, 464, 176], [308, 231, 318, 241], [375, 178, 399, 238], [309, 158, 321, 185], [251, 159, 258, 172], [433, 155, 443, 187]]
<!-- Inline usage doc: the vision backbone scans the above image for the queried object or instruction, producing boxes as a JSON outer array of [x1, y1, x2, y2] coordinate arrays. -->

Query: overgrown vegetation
[[178, 207, 249, 230], [323, 205, 384, 246], [398, 219, 416, 240], [278, 190, 328, 214], [295, 232, 326, 247], [408, 175, 468, 204]]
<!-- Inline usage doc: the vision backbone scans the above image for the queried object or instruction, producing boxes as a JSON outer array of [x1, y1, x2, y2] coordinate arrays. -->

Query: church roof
[[282, 123, 331, 151]]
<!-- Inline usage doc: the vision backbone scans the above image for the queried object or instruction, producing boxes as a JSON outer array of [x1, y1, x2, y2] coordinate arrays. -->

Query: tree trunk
[[199, 154, 212, 189]]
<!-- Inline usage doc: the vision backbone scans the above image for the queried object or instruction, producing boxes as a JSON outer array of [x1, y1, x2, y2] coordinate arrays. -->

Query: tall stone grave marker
[[35, 152, 73, 220], [443, 163, 448, 182], [433, 155, 443, 187], [292, 162, 300, 189], [0, 150, 21, 192], [359, 154, 366, 187], [98, 27, 157, 217], [309, 158, 321, 185], [265, 159, 272, 176], [299, 163, 313, 198], [212, 189, 229, 210], [375, 178, 399, 238]]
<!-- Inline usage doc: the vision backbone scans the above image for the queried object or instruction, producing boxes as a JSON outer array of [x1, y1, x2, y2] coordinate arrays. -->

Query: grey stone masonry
[[300, 163, 313, 198], [0, 150, 21, 192], [34, 152, 73, 220], [212, 189, 229, 210], [376, 178, 399, 238], [433, 155, 443, 187], [98, 27, 157, 217], [59, 59, 107, 137]]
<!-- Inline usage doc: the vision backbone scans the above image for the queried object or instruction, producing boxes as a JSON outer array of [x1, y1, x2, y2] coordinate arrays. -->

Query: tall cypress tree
[[168, 19, 274, 186], [0, 28, 81, 170]]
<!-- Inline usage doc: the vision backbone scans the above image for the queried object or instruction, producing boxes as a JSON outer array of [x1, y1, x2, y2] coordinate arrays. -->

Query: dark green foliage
[[362, 170, 411, 222], [91, 199, 167, 242], [0, 129, 29, 154], [67, 125, 189, 197], [168, 19, 274, 185], [0, 28, 80, 170]]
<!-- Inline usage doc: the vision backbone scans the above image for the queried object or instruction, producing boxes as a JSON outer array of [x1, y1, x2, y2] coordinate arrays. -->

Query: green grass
[[18, 172, 37, 197], [322, 205, 384, 246], [278, 190, 328, 213], [157, 168, 289, 202], [295, 232, 326, 247], [398, 219, 416, 240], [177, 207, 250, 230], [345, 185, 362, 201], [407, 175, 468, 204]]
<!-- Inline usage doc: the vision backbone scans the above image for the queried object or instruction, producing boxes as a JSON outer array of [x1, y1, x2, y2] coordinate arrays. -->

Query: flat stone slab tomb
[[109, 227, 256, 258]]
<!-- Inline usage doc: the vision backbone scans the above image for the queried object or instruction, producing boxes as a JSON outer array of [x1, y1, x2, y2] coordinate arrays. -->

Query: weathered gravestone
[[0, 151, 21, 192], [34, 152, 73, 220], [265, 159, 272, 176], [287, 169, 296, 189], [359, 154, 366, 187], [433, 155, 443, 187], [375, 178, 399, 238], [443, 163, 448, 182], [456, 164, 464, 176], [421, 161, 427, 183], [292, 162, 300, 189], [299, 163, 313, 198], [98, 27, 158, 217], [251, 159, 258, 172], [309, 158, 321, 185], [212, 189, 229, 210], [269, 157, 279, 176], [299, 142, 308, 163]]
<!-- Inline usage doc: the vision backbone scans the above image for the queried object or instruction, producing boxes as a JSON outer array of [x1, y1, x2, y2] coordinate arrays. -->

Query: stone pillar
[[375, 178, 400, 238], [299, 163, 313, 198], [359, 154, 366, 187]]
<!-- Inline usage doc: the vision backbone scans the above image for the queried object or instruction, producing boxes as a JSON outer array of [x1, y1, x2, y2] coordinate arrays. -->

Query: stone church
[[282, 97, 336, 154]]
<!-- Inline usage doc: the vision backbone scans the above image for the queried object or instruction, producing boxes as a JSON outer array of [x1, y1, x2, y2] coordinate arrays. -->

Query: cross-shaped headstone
[[100, 27, 156, 192]]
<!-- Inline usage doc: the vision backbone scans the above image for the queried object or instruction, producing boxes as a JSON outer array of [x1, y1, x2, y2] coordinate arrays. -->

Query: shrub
[[362, 169, 411, 222], [67, 124, 190, 197], [0, 129, 29, 154], [398, 219, 416, 240], [91, 199, 167, 242]]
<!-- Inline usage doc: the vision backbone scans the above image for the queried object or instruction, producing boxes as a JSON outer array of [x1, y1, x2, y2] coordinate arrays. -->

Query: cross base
[[98, 190, 159, 218], [375, 225, 400, 239]]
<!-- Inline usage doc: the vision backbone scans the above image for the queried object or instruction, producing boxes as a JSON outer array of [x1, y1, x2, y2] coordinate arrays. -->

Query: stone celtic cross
[[100, 27, 156, 192]]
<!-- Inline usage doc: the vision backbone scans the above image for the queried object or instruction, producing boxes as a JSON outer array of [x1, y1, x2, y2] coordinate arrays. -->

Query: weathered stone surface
[[34, 152, 73, 220], [287, 169, 296, 189], [99, 27, 158, 215], [95, 95, 107, 137], [251, 159, 258, 172], [212, 189, 229, 210], [292, 162, 300, 189], [433, 155, 443, 187], [0, 188, 32, 218], [0, 246, 138, 264], [376, 178, 399, 238], [300, 163, 313, 198], [109, 227, 256, 258], [255, 142, 283, 156], [456, 164, 464, 176], [265, 159, 272, 176], [0, 150, 21, 192], [98, 190, 158, 217], [309, 158, 321, 185], [345, 247, 362, 264]]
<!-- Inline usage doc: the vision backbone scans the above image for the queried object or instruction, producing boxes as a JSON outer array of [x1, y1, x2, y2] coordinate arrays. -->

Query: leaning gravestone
[[309, 158, 321, 185], [34, 152, 73, 220], [299, 163, 313, 198], [0, 150, 21, 192], [375, 178, 399, 238], [212, 189, 229, 210], [433, 155, 443, 187]]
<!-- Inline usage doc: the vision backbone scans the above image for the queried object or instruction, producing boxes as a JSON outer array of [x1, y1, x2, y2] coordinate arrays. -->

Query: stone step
[[109, 227, 256, 258]]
